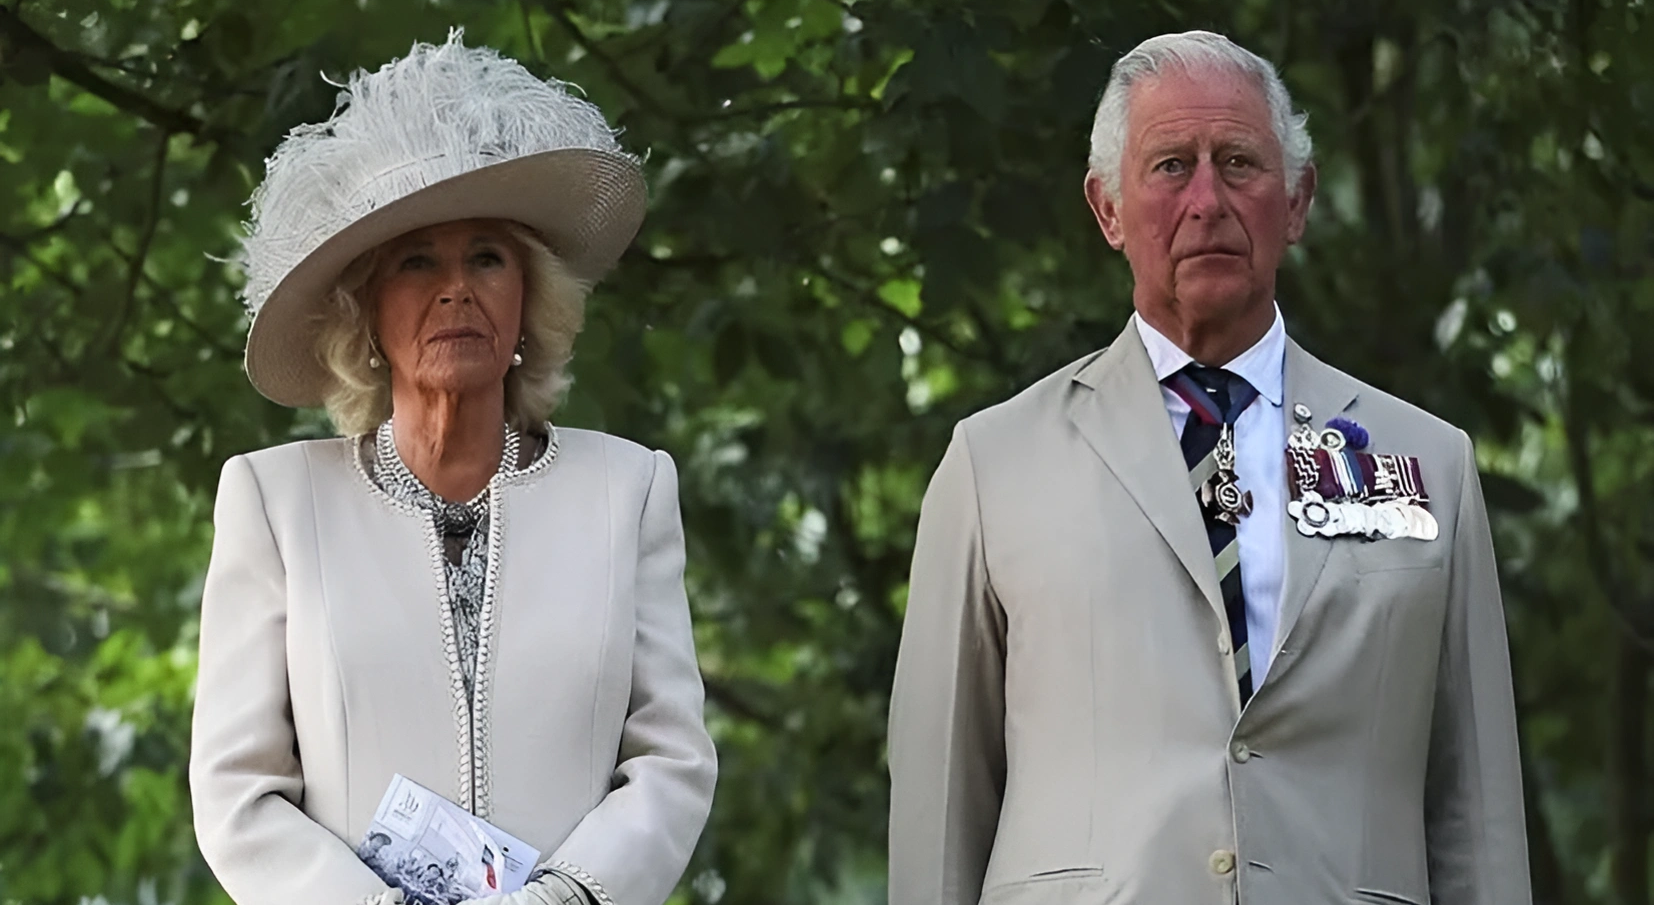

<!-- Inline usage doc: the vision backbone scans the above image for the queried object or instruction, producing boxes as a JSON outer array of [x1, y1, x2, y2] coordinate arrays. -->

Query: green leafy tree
[[1, 0, 1651, 903]]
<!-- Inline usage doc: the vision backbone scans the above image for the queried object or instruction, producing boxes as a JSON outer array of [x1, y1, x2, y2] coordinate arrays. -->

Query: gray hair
[[315, 223, 589, 437], [1088, 31, 1313, 199]]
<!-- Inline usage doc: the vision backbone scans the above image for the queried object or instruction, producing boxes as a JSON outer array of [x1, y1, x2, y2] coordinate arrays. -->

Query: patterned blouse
[[365, 420, 525, 699]]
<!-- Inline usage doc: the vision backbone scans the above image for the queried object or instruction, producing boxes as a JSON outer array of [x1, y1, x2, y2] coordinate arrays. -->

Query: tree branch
[[518, 0, 544, 62], [824, 485, 905, 632], [962, 297, 1012, 373], [141, 278, 242, 360], [16, 207, 83, 243], [0, 230, 84, 295], [536, 0, 678, 120], [122, 355, 202, 423], [0, 8, 224, 141], [91, 219, 241, 360], [702, 675, 778, 728], [1518, 699, 1579, 905], [1343, 34, 1452, 125], [686, 0, 751, 62], [103, 132, 170, 356], [708, 97, 879, 121], [623, 248, 736, 270], [813, 264, 1012, 375], [1611, 636, 1651, 905], [1561, 324, 1654, 650], [28, 326, 72, 375]]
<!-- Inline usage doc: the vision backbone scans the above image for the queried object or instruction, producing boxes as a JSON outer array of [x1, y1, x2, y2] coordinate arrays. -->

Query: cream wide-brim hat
[[237, 30, 645, 408]]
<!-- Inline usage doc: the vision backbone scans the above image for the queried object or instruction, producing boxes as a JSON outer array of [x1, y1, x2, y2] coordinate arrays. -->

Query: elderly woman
[[188, 33, 716, 905]]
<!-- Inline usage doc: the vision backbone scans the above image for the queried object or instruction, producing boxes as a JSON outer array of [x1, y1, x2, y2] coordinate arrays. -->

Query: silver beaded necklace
[[369, 419, 521, 699]]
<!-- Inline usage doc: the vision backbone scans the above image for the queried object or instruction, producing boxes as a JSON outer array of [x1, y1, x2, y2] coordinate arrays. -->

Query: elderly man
[[887, 30, 1529, 905]]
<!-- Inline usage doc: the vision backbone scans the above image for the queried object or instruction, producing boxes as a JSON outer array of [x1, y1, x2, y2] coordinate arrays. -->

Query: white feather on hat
[[238, 28, 646, 408]]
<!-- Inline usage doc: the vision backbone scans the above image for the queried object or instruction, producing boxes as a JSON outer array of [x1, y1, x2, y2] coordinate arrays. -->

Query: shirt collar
[[1133, 305, 1286, 406]]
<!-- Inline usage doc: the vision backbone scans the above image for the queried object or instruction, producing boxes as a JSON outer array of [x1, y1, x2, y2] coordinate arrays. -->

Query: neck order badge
[[1167, 365, 1260, 527], [1201, 424, 1252, 526]]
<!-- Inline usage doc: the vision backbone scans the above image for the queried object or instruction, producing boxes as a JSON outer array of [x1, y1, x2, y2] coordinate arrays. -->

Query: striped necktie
[[1165, 364, 1261, 705]]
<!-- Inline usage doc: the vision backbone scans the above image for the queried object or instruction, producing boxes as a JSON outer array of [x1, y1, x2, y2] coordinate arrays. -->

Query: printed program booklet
[[356, 774, 540, 904]]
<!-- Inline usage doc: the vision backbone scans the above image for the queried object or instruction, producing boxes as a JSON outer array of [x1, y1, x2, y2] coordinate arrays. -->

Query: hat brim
[[244, 147, 645, 408]]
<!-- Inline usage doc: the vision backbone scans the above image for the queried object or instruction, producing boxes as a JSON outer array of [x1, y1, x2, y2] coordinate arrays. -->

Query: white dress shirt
[[1135, 309, 1287, 685]]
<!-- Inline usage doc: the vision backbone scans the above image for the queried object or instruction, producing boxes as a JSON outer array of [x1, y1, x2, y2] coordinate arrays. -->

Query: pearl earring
[[511, 339, 524, 368], [369, 354, 382, 369]]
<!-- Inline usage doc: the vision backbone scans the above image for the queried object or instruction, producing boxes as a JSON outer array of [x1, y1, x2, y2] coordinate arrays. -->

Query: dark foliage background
[[1, 0, 1651, 902]]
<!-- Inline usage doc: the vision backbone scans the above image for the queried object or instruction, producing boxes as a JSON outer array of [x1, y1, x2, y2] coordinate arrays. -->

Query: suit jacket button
[[1231, 742, 1252, 763], [1210, 849, 1236, 875]]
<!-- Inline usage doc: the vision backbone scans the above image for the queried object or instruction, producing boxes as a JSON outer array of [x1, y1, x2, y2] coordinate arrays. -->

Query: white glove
[[356, 890, 406, 905], [459, 868, 592, 905]]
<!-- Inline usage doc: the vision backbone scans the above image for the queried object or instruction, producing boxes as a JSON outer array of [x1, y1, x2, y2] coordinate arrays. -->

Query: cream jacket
[[189, 428, 717, 905], [888, 323, 1529, 905]]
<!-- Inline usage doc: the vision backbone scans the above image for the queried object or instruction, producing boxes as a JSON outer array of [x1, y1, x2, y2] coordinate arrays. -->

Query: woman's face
[[369, 219, 525, 398]]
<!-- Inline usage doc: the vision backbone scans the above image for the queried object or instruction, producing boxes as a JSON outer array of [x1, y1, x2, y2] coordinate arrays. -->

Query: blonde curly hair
[[313, 222, 589, 436]]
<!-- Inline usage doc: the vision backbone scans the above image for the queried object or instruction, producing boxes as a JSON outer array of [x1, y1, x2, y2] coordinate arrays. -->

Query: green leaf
[[877, 279, 922, 317], [711, 34, 756, 69], [841, 319, 876, 356], [25, 388, 120, 449]]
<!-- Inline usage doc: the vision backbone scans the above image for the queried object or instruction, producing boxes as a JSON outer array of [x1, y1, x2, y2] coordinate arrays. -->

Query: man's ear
[[1085, 171, 1127, 250], [1286, 163, 1317, 244]]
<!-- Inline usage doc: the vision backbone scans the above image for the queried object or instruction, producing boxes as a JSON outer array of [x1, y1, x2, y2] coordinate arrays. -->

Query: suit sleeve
[[189, 455, 392, 905], [888, 424, 1008, 905], [1423, 432, 1532, 904], [548, 449, 718, 905]]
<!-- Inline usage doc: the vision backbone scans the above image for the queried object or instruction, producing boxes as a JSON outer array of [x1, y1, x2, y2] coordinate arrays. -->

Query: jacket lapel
[[1067, 323, 1226, 625], [1272, 339, 1360, 652]]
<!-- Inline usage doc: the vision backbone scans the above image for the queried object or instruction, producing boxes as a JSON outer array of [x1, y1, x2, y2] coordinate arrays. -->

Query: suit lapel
[[1067, 323, 1226, 625], [1272, 339, 1360, 651]]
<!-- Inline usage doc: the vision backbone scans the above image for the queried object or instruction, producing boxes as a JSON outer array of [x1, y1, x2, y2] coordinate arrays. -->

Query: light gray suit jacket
[[888, 323, 1529, 905], [190, 429, 716, 905]]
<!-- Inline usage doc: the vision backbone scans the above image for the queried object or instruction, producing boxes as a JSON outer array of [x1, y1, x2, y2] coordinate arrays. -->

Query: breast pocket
[[1353, 886, 1424, 905], [1344, 536, 1444, 575], [980, 868, 1112, 905]]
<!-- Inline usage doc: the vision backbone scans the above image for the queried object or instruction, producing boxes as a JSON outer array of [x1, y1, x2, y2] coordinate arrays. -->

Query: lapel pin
[[1325, 416, 1369, 451]]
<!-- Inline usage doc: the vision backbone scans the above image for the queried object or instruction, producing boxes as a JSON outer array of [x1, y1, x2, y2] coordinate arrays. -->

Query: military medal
[[1199, 423, 1253, 526], [1406, 505, 1440, 541], [1289, 403, 1319, 450], [1284, 408, 1437, 541], [1287, 491, 1333, 536]]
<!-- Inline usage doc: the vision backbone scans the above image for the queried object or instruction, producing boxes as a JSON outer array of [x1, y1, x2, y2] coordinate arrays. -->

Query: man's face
[[1087, 66, 1313, 335]]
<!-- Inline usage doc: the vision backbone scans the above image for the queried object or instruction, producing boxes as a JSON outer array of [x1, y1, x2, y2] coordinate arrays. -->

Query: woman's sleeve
[[544, 449, 718, 905], [189, 454, 392, 905]]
